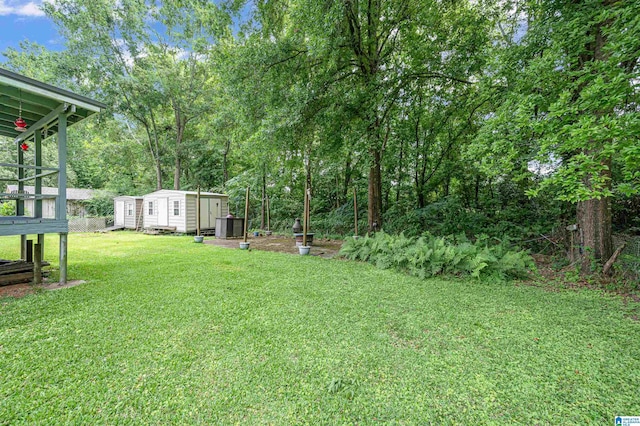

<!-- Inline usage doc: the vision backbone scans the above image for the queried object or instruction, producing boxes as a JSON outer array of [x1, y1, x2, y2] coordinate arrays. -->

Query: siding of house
[[143, 190, 229, 233], [6, 185, 93, 218], [185, 195, 229, 233], [143, 197, 158, 228], [168, 195, 186, 232], [114, 196, 144, 229], [123, 200, 135, 229]]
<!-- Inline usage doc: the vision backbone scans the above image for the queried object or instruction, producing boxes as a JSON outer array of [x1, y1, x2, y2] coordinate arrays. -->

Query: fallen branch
[[603, 243, 626, 276]]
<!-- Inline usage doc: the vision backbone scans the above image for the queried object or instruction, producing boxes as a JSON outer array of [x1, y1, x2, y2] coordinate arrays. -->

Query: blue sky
[[0, 0, 62, 62]]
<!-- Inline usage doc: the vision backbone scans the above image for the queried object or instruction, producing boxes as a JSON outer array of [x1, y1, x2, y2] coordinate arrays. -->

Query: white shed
[[113, 196, 143, 229], [143, 189, 229, 233]]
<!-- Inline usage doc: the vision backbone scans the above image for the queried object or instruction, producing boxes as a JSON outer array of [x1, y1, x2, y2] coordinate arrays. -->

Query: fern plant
[[339, 230, 535, 281]]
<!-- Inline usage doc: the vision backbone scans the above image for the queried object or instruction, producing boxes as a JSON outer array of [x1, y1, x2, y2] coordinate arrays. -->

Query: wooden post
[[36, 130, 45, 264], [18, 140, 26, 260], [353, 187, 358, 236], [261, 165, 266, 230], [303, 179, 309, 247], [34, 243, 42, 285], [26, 240, 33, 263], [196, 186, 201, 236], [58, 112, 68, 285], [35, 129, 42, 218], [37, 234, 44, 262], [266, 194, 271, 232], [20, 236, 27, 260], [243, 187, 250, 243], [59, 233, 67, 284], [57, 113, 67, 221], [17, 140, 24, 217]]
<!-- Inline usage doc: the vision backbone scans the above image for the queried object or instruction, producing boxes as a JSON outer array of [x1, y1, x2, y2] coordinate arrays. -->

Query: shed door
[[199, 198, 210, 229], [157, 198, 169, 226], [115, 201, 125, 226], [213, 199, 221, 222]]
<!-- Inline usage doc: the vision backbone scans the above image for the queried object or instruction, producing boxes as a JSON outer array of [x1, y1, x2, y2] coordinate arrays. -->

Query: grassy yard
[[0, 232, 639, 424]]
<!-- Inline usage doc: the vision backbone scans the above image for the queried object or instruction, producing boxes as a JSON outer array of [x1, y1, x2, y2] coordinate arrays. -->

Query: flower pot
[[194, 235, 204, 243], [299, 245, 311, 255], [294, 233, 314, 246], [265, 231, 272, 236], [239, 242, 250, 250], [253, 231, 260, 237]]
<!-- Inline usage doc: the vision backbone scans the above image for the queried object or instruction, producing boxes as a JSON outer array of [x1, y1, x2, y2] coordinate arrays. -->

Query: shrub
[[340, 231, 535, 281], [0, 201, 16, 216]]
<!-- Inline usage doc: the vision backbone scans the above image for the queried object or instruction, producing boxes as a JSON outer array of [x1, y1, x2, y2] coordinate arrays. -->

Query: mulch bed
[[204, 234, 344, 258], [0, 280, 86, 299]]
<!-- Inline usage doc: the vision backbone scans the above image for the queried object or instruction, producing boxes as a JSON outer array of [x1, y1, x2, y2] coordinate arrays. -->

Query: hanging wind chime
[[15, 94, 29, 151]]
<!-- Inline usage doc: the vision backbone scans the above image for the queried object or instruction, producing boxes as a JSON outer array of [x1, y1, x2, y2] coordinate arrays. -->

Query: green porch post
[[58, 112, 67, 284], [35, 130, 44, 262]]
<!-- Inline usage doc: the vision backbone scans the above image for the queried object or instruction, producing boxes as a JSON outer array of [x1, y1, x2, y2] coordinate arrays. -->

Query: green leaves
[[340, 231, 534, 280]]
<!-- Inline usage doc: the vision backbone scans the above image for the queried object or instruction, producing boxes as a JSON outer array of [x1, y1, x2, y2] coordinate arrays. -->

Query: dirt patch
[[204, 234, 344, 258], [0, 280, 87, 299], [42, 280, 87, 291], [0, 283, 34, 298]]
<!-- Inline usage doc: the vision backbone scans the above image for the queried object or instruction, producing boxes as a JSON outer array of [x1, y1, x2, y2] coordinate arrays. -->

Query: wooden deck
[[144, 226, 177, 235], [0, 217, 68, 236], [0, 259, 50, 286], [99, 225, 126, 233]]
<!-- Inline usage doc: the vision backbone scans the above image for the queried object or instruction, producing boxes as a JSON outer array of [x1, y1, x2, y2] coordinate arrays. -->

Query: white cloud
[[0, 0, 46, 17]]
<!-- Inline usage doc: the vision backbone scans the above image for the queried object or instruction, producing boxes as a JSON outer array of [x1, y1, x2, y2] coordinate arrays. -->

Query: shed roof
[[0, 68, 107, 140], [6, 185, 96, 200], [145, 189, 228, 198], [114, 195, 144, 201]]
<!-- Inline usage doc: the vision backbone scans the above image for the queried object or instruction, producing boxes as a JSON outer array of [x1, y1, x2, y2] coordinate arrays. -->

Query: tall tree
[[232, 0, 489, 231], [43, 0, 231, 190], [470, 0, 640, 271]]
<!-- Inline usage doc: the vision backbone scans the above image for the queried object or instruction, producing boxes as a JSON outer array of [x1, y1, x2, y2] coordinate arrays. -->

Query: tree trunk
[[368, 149, 382, 232], [223, 139, 231, 187], [574, 3, 615, 272], [173, 98, 186, 190], [342, 153, 352, 202], [396, 136, 404, 203], [143, 122, 163, 190], [577, 158, 613, 272], [260, 164, 266, 229], [173, 156, 181, 190]]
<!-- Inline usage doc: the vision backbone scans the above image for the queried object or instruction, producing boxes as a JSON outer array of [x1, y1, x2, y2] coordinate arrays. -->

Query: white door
[[115, 201, 125, 226], [199, 198, 210, 228], [157, 198, 169, 226], [213, 199, 221, 222]]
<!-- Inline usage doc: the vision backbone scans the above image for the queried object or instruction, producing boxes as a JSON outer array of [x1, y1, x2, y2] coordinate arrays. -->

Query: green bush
[[83, 190, 116, 217], [340, 231, 535, 280], [0, 201, 16, 216]]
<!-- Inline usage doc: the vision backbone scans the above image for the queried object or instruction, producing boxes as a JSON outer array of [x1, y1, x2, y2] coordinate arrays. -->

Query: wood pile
[[0, 260, 49, 286]]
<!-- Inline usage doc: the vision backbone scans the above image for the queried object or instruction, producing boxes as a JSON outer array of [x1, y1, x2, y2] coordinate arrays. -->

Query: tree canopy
[[1, 0, 638, 272]]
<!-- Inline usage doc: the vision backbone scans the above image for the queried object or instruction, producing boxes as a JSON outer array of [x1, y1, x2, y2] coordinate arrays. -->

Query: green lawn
[[0, 232, 638, 424]]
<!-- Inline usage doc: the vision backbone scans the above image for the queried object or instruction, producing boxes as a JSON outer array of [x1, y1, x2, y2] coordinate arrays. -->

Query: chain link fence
[[68, 217, 107, 233]]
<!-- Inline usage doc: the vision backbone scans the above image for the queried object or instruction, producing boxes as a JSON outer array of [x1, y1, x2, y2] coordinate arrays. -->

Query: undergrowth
[[340, 231, 535, 280]]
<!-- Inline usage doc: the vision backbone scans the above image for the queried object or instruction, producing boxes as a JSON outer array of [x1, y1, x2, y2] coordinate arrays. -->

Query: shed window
[[173, 200, 180, 216], [148, 201, 154, 215], [126, 203, 133, 216]]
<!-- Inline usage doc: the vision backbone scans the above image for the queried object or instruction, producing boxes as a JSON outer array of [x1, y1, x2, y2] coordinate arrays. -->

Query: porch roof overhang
[[0, 68, 106, 140]]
